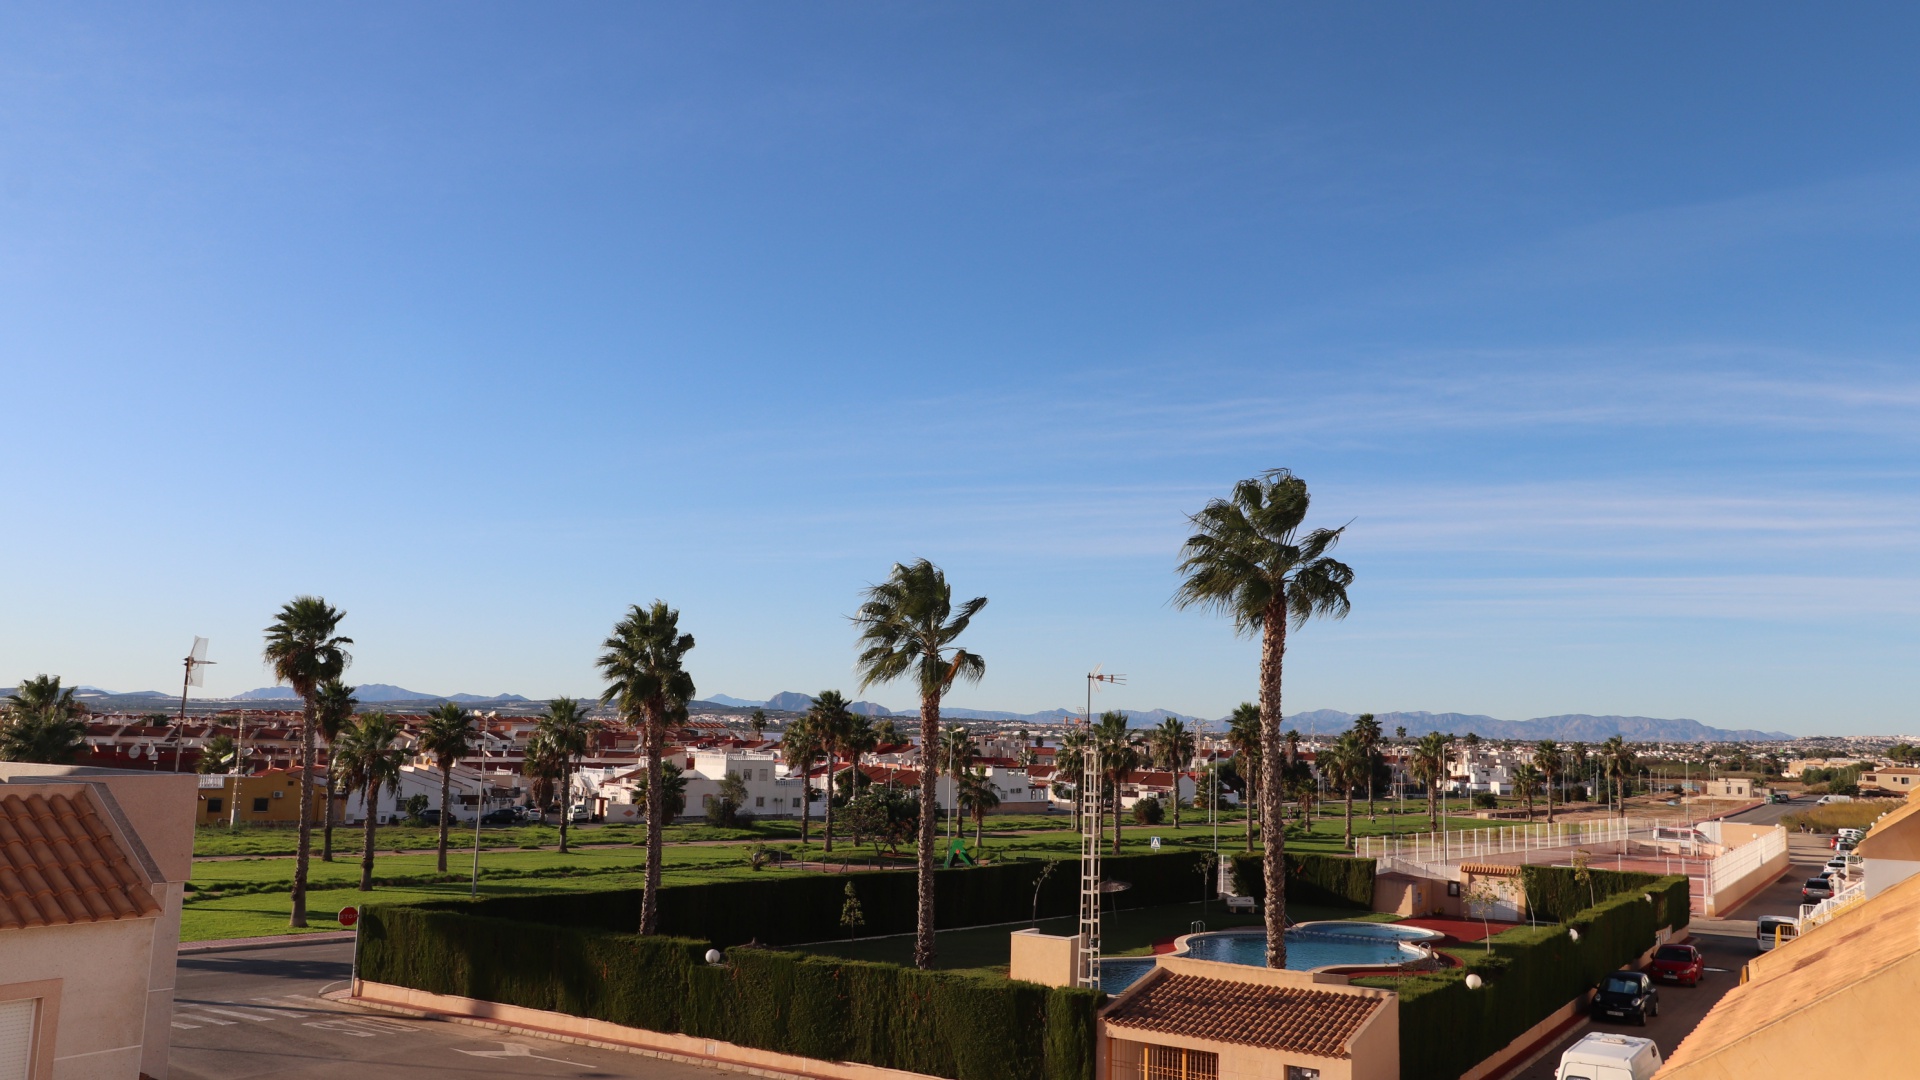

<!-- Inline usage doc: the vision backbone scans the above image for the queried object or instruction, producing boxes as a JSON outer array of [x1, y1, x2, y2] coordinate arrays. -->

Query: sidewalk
[[179, 930, 357, 954]]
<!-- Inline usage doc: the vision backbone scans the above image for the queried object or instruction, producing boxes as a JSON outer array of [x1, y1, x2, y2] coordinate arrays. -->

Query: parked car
[[1769, 792, 1792, 804], [1756, 915, 1799, 952], [1556, 1033, 1663, 1080], [1650, 943, 1705, 987], [1591, 971, 1660, 1026], [418, 808, 443, 826], [480, 808, 520, 825], [1824, 857, 1851, 876], [1802, 877, 1836, 901], [1816, 794, 1853, 805]]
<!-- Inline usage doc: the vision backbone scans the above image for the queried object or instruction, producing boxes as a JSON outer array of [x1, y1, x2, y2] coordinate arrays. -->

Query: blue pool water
[[1099, 922, 1437, 993]]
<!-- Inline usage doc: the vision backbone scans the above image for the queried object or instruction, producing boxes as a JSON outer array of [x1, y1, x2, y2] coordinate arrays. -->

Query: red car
[[1651, 943, 1705, 987]]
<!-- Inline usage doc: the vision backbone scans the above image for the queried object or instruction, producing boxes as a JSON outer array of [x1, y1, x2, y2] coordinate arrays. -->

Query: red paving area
[[1397, 916, 1522, 942]]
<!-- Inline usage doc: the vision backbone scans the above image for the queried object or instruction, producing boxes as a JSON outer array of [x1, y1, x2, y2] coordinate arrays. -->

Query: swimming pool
[[1098, 921, 1441, 993]]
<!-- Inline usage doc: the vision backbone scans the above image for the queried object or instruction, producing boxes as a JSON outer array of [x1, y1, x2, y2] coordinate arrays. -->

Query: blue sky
[[3, 6, 1917, 732]]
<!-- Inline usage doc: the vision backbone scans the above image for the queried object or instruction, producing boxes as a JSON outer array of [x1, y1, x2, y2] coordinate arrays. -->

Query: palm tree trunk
[[824, 753, 837, 855], [1259, 596, 1288, 969], [1343, 791, 1354, 849], [639, 703, 666, 935], [1172, 774, 1182, 830], [322, 770, 337, 862], [1112, 773, 1123, 856], [359, 778, 377, 891], [799, 754, 812, 851], [1546, 776, 1555, 824], [559, 756, 572, 855], [915, 688, 940, 970], [974, 812, 983, 850], [1244, 776, 1256, 853], [437, 763, 452, 872], [291, 692, 317, 928]]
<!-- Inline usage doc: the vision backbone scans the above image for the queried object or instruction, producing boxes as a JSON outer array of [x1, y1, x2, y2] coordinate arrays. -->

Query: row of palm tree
[[0, 675, 89, 763]]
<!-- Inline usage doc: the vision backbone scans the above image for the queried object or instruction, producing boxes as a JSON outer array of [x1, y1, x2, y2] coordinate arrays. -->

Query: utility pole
[[1078, 667, 1123, 989]]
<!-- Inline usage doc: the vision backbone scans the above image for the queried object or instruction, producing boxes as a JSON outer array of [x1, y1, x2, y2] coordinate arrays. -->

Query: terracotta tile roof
[[0, 790, 160, 930], [1103, 973, 1381, 1059]]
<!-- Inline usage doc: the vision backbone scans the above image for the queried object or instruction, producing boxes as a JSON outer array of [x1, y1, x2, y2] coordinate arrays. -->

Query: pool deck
[[1399, 916, 1522, 942]]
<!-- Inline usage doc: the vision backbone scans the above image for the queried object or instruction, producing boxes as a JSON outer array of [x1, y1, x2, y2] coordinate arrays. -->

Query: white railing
[[1355, 817, 1641, 866], [1703, 826, 1785, 897], [1799, 877, 1866, 930]]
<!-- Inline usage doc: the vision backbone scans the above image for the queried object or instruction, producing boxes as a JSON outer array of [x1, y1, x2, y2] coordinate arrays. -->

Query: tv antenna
[[1077, 665, 1125, 989], [175, 637, 215, 772]]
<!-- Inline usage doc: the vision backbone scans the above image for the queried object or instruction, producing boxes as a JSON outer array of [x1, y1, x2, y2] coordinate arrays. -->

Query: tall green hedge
[[1227, 851, 1377, 909], [357, 902, 1099, 1080], [1519, 864, 1690, 926], [447, 850, 1214, 947], [1355, 874, 1691, 1080]]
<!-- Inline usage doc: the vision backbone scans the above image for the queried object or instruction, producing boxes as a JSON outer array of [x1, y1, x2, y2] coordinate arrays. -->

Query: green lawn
[[795, 900, 1399, 973]]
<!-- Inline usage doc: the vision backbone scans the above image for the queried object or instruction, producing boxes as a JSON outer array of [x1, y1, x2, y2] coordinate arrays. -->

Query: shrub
[[1130, 797, 1164, 826], [1227, 851, 1376, 909], [357, 903, 1098, 1080], [1472, 793, 1499, 810]]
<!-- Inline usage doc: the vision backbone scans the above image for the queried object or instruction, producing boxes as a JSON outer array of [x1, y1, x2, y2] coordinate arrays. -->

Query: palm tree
[[1410, 732, 1451, 830], [1057, 727, 1090, 833], [957, 766, 1001, 849], [197, 733, 238, 774], [421, 702, 479, 872], [940, 723, 976, 845], [1533, 740, 1561, 824], [781, 711, 822, 849], [261, 596, 352, 928], [332, 711, 406, 891], [1603, 736, 1635, 813], [1149, 717, 1196, 829], [749, 708, 768, 739], [1174, 470, 1353, 969], [1324, 731, 1368, 849], [314, 680, 357, 863], [598, 601, 696, 936], [1226, 702, 1262, 852], [1513, 763, 1542, 821], [808, 691, 857, 853], [535, 697, 596, 855], [634, 761, 689, 822], [1351, 713, 1382, 821], [521, 731, 564, 812], [874, 717, 901, 746], [1094, 711, 1140, 856], [0, 675, 89, 763], [851, 558, 987, 971]]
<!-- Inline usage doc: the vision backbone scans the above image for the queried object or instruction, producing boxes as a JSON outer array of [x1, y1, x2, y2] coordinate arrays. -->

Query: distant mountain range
[[1281, 709, 1792, 743], [231, 685, 530, 705], [704, 693, 1201, 727]]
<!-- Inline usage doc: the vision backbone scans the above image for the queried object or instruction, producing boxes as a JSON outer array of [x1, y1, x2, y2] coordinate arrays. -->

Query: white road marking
[[174, 1014, 237, 1026], [195, 1005, 279, 1022], [457, 1042, 592, 1068], [303, 1016, 418, 1037], [171, 1021, 201, 1030], [249, 997, 312, 1017]]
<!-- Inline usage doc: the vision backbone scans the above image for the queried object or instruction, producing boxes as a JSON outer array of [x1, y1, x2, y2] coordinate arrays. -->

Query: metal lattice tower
[[1078, 667, 1123, 988]]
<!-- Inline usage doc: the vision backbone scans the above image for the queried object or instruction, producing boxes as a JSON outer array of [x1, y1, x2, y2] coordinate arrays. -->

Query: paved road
[[170, 942, 741, 1080], [1723, 794, 1804, 827]]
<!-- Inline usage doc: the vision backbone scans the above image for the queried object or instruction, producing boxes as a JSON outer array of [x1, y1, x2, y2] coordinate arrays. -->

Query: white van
[[1816, 794, 1853, 805], [1556, 1032, 1662, 1080]]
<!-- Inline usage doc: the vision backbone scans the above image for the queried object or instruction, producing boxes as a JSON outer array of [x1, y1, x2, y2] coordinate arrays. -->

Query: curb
[[178, 931, 357, 955]]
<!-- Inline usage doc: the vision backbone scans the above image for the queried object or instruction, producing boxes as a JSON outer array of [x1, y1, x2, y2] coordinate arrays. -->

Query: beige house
[[1701, 777, 1752, 799], [0, 764, 195, 1080], [1101, 957, 1399, 1080], [1859, 767, 1920, 795]]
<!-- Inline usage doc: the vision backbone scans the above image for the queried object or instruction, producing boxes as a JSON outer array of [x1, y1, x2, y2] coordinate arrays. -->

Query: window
[[792, 798, 801, 808], [759, 769, 769, 782], [755, 797, 765, 808], [1286, 1068, 1321, 1080], [253, 797, 270, 813], [1143, 1045, 1217, 1080], [207, 798, 223, 815], [0, 998, 35, 1079], [702, 794, 714, 808]]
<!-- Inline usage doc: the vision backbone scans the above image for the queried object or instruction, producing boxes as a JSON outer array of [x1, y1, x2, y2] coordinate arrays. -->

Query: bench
[[1224, 895, 1257, 914]]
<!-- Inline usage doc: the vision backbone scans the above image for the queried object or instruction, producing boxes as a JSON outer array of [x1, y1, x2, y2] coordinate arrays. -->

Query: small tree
[[840, 881, 866, 940], [1462, 876, 1503, 951], [1131, 795, 1165, 826]]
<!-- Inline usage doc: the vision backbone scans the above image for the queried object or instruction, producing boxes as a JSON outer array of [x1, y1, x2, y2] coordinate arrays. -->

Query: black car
[[1591, 970, 1659, 1025], [480, 808, 520, 825]]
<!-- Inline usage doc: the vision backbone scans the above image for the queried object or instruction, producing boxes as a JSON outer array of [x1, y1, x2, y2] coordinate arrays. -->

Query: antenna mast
[[1078, 666, 1124, 989], [176, 637, 215, 772]]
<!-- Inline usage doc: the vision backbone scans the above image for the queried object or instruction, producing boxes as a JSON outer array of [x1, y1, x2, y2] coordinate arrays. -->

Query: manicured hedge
[[451, 851, 1214, 947], [1519, 864, 1689, 926], [1228, 851, 1378, 909], [357, 902, 1098, 1080], [1355, 874, 1691, 1080]]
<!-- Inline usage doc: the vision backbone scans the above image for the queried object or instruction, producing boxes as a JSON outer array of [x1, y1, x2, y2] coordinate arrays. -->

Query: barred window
[[1144, 1044, 1217, 1080]]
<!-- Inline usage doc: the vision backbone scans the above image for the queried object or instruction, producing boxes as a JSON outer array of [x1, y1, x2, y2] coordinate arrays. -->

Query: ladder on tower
[[1077, 728, 1103, 989]]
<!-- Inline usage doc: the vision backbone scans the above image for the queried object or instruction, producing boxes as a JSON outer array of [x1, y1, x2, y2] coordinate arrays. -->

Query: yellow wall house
[[1100, 956, 1399, 1080], [196, 767, 332, 825], [0, 764, 196, 1080], [1655, 818, 1920, 1078]]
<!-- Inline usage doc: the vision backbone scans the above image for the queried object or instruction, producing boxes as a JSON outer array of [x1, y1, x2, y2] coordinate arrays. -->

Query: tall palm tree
[[749, 708, 768, 739], [521, 731, 564, 814], [1324, 730, 1368, 849], [1603, 736, 1634, 813], [1174, 470, 1353, 969], [940, 723, 976, 845], [332, 711, 405, 891], [1148, 717, 1196, 829], [197, 734, 238, 774], [873, 717, 901, 746], [851, 558, 987, 971], [261, 596, 352, 928], [421, 702, 479, 872], [957, 766, 1001, 849], [1226, 702, 1262, 852], [782, 711, 823, 849], [1094, 711, 1141, 856], [1351, 713, 1382, 822], [597, 601, 695, 935], [535, 697, 595, 855], [314, 680, 357, 863], [1410, 732, 1451, 830], [0, 675, 89, 763], [1057, 727, 1090, 833], [1533, 740, 1561, 824], [808, 691, 857, 853], [1513, 762, 1542, 821]]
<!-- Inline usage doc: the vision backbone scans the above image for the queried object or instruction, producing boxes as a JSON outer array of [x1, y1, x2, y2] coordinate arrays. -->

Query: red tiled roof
[[0, 790, 161, 930], [1103, 974, 1381, 1059]]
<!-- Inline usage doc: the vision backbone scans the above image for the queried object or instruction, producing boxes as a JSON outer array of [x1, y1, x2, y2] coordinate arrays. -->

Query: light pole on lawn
[[471, 737, 491, 899]]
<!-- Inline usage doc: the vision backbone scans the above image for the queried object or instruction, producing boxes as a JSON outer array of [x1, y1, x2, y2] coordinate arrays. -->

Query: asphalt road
[[170, 942, 742, 1080], [1505, 800, 1829, 1079], [1723, 794, 1803, 827]]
